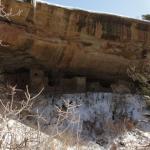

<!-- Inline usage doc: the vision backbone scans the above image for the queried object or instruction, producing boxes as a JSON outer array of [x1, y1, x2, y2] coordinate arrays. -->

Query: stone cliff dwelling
[[0, 0, 150, 93]]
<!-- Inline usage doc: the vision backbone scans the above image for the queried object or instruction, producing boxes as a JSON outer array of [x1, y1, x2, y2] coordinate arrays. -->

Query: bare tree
[[0, 0, 23, 46], [0, 85, 47, 149], [0, 84, 83, 149]]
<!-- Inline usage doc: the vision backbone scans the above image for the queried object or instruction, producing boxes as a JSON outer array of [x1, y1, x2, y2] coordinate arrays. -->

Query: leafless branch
[[0, 0, 23, 46]]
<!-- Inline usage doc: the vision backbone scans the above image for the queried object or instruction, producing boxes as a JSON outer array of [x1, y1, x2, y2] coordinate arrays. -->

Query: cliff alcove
[[0, 0, 150, 94], [0, 1, 150, 149]]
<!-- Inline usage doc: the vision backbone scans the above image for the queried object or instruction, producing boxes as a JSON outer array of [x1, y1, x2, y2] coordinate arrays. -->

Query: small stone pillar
[[30, 68, 47, 92], [60, 77, 86, 93], [0, 73, 5, 84], [74, 77, 86, 92], [87, 82, 100, 91], [95, 22, 103, 39], [131, 23, 138, 41]]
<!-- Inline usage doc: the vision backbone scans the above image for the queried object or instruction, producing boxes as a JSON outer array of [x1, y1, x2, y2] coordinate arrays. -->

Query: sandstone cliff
[[0, 0, 150, 91]]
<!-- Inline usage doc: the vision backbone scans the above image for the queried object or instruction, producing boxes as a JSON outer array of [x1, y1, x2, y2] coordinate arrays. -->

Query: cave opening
[[3, 68, 132, 94], [87, 78, 113, 92], [4, 67, 30, 90], [45, 71, 114, 93]]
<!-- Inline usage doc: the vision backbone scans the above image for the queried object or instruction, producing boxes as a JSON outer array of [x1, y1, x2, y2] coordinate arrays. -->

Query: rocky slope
[[25, 92, 150, 149]]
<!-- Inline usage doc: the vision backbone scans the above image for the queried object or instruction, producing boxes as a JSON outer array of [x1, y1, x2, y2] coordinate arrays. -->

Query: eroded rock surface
[[0, 0, 150, 91]]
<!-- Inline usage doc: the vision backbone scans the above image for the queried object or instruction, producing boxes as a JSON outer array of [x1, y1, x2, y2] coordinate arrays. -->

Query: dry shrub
[[0, 84, 83, 150], [0, 0, 23, 46], [0, 85, 47, 150], [105, 118, 135, 136], [49, 99, 82, 149]]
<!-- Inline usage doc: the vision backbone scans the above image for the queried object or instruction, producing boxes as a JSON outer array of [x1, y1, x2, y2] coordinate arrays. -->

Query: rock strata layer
[[0, 0, 150, 91]]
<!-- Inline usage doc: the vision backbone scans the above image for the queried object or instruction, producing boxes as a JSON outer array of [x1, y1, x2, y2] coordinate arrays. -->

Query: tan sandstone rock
[[0, 0, 150, 91]]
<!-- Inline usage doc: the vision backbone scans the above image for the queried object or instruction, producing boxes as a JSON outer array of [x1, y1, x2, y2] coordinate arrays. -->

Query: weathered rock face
[[0, 0, 150, 91], [34, 92, 150, 146]]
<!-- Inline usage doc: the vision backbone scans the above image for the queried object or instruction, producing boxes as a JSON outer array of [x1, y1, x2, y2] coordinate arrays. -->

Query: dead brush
[[0, 84, 84, 150], [0, 0, 23, 46], [0, 85, 43, 119], [0, 84, 47, 150], [51, 99, 82, 148], [0, 0, 22, 20], [105, 117, 135, 136]]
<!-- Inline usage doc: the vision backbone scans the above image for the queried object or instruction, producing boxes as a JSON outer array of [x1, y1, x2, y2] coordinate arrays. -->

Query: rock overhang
[[0, 0, 150, 92]]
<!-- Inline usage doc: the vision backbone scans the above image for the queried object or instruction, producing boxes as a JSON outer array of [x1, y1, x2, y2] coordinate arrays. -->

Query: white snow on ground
[[0, 117, 150, 149], [114, 129, 150, 150], [0, 118, 105, 150], [0, 92, 150, 149], [31, 92, 150, 149]]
